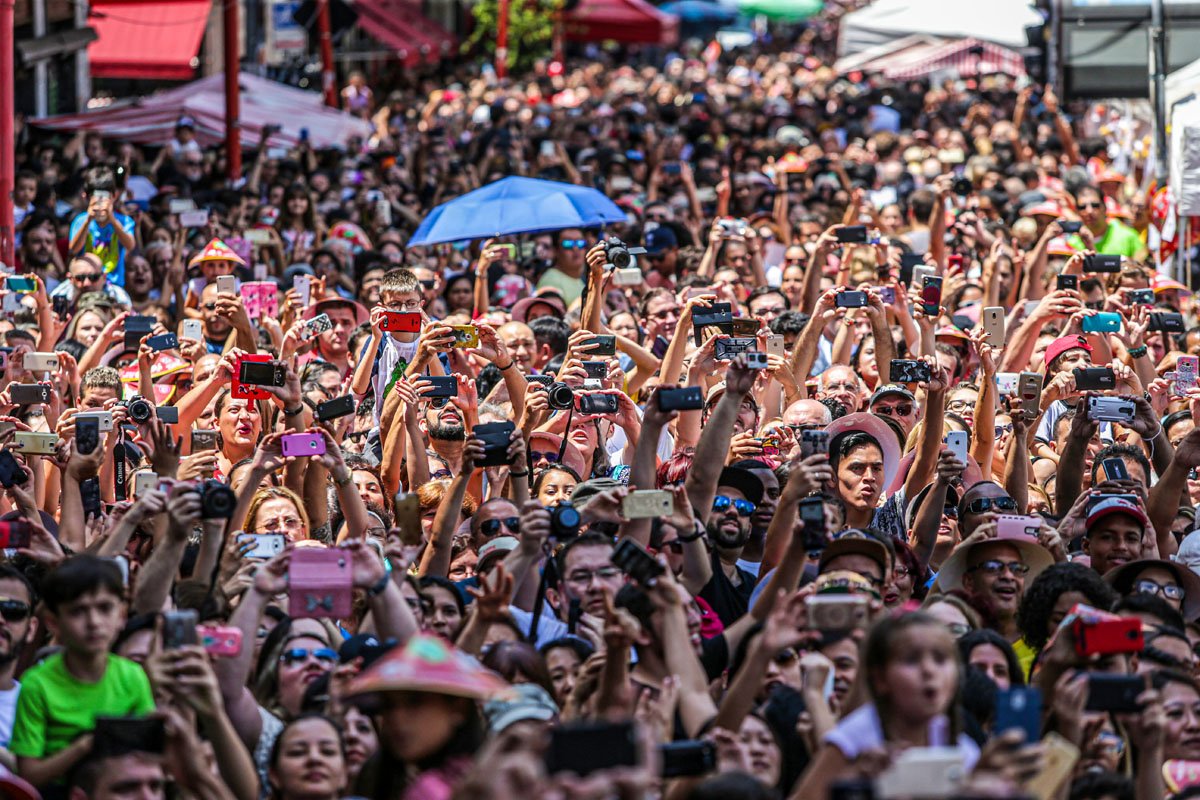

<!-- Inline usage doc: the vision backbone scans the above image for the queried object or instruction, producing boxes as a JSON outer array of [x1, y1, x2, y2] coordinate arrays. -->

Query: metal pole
[[0, 0, 14, 269], [496, 0, 509, 80], [32, 0, 46, 117], [317, 0, 336, 106], [225, 0, 242, 181], [74, 0, 89, 110], [1151, 0, 1169, 183]]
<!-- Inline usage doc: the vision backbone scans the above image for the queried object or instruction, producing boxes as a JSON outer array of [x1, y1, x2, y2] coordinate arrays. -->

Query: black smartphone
[[836, 225, 868, 244], [692, 302, 734, 342], [1056, 274, 1078, 292], [145, 333, 179, 352], [92, 716, 167, 756], [473, 421, 515, 468], [425, 376, 457, 398], [1127, 288, 1154, 305], [155, 406, 179, 425], [545, 721, 638, 776], [124, 315, 155, 350], [9, 384, 50, 405], [657, 386, 704, 412], [582, 361, 608, 379], [1060, 220, 1083, 234], [1102, 457, 1130, 482], [1073, 366, 1116, 391], [81, 477, 102, 519], [51, 295, 70, 319], [659, 740, 717, 779], [583, 335, 616, 356], [994, 686, 1042, 743], [1085, 674, 1144, 713], [898, 253, 923, 287], [578, 393, 619, 415], [0, 450, 26, 489], [890, 359, 931, 384], [317, 395, 356, 422], [921, 275, 943, 316], [799, 497, 827, 549], [162, 609, 198, 648], [836, 290, 867, 308], [1149, 312, 1186, 333], [611, 539, 665, 587], [76, 415, 100, 456], [1084, 254, 1121, 273], [238, 360, 286, 387]]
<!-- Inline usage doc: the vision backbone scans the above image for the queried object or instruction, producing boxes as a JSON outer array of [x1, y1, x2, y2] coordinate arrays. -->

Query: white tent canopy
[[838, 0, 1043, 56], [1167, 56, 1200, 113]]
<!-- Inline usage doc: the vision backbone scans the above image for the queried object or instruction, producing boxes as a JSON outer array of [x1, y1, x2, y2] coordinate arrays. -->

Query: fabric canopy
[[34, 72, 373, 149], [838, 0, 1042, 56], [351, 0, 455, 67], [564, 0, 679, 46], [88, 0, 211, 80], [844, 37, 1025, 80]]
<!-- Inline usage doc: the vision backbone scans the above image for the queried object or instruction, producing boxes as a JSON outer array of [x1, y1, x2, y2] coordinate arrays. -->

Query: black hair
[[529, 316, 570, 356], [0, 563, 37, 607], [960, 665, 998, 733], [268, 713, 345, 780], [41, 555, 125, 614], [747, 285, 790, 311], [687, 772, 776, 800], [353, 701, 484, 800], [112, 613, 158, 654], [538, 635, 595, 663], [418, 576, 467, 618], [532, 464, 582, 493], [1017, 562, 1118, 652], [554, 530, 614, 577], [1112, 592, 1186, 632], [1089, 443, 1151, 487], [958, 629, 1025, 687], [1164, 409, 1194, 439], [828, 431, 882, 478], [769, 311, 808, 337], [819, 397, 847, 420], [1069, 771, 1134, 800]]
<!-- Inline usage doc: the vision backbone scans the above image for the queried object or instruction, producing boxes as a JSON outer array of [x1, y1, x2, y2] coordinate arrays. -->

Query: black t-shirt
[[699, 549, 757, 627]]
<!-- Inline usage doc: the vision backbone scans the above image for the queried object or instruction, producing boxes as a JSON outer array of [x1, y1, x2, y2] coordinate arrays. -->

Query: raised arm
[[685, 357, 756, 524]]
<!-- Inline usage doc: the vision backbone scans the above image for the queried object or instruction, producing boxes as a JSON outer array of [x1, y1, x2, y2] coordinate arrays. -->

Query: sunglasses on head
[[480, 516, 520, 536], [713, 495, 755, 517], [963, 496, 1018, 515], [279, 647, 338, 666]]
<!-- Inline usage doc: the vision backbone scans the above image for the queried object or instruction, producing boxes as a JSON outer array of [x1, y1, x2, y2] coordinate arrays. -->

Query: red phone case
[[231, 354, 272, 401], [381, 312, 422, 333], [288, 548, 352, 619], [1072, 617, 1144, 657]]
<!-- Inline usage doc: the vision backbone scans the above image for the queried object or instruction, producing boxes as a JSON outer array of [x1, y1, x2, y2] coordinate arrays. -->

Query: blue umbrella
[[407, 176, 627, 247], [660, 0, 737, 23]]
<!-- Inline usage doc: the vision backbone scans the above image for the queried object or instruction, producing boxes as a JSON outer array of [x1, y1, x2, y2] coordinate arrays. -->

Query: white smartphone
[[877, 747, 965, 799], [181, 319, 203, 341], [75, 410, 114, 432], [216, 275, 237, 295], [295, 275, 312, 307], [945, 431, 968, 463]]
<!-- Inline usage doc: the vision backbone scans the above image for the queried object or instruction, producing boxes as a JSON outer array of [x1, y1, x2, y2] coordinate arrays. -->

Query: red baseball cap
[[1044, 335, 1092, 370], [1086, 497, 1148, 529]]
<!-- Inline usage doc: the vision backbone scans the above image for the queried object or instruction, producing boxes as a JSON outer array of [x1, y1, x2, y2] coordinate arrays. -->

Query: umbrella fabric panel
[[88, 0, 211, 80]]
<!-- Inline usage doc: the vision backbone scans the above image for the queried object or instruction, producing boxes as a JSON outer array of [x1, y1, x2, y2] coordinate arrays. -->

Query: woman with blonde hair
[[246, 486, 311, 541]]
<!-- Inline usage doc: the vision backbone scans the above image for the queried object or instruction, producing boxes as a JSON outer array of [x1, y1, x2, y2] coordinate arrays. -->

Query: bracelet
[[1128, 345, 1148, 359], [676, 520, 706, 543], [283, 405, 304, 417], [508, 469, 529, 477], [498, 361, 514, 371], [333, 470, 353, 487], [366, 573, 390, 598]]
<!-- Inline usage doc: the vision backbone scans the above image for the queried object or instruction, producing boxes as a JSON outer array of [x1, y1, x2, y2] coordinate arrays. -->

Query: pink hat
[[1043, 335, 1091, 370], [1023, 201, 1062, 218], [346, 634, 508, 709], [512, 292, 566, 323]]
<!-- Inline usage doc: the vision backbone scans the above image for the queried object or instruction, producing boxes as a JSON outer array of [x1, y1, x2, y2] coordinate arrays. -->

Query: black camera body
[[550, 502, 581, 540], [602, 237, 646, 270], [547, 382, 575, 410], [198, 479, 236, 519], [121, 395, 154, 424]]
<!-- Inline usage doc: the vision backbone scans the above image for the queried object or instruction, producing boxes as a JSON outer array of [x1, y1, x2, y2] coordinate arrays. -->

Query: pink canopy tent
[[34, 72, 373, 150]]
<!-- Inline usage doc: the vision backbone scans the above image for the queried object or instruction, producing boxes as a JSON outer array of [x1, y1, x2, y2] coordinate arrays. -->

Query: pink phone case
[[288, 548, 352, 619], [281, 433, 326, 457]]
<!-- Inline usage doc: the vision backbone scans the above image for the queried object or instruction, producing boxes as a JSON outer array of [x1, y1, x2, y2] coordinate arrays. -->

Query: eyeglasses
[[1094, 731, 1126, 756], [71, 272, 104, 283], [260, 517, 304, 532], [203, 302, 218, 311], [1135, 579, 1186, 601], [967, 559, 1030, 577], [874, 404, 913, 417], [650, 308, 680, 320], [947, 399, 977, 412], [279, 647, 338, 665], [963, 496, 1018, 515], [386, 300, 423, 312], [559, 239, 588, 250], [1078, 202, 1104, 210], [565, 566, 622, 585], [480, 516, 520, 536], [944, 505, 959, 519], [713, 495, 756, 517], [0, 600, 30, 623], [893, 566, 911, 578], [995, 424, 1014, 436]]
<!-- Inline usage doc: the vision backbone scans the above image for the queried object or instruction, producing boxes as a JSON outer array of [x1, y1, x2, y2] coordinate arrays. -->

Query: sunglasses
[[1078, 202, 1104, 210], [419, 280, 436, 290], [0, 600, 30, 623], [874, 404, 913, 417], [279, 647, 338, 665], [530, 450, 560, 464], [559, 239, 587, 250], [995, 424, 1014, 436], [480, 516, 520, 536], [71, 273, 104, 282], [713, 495, 756, 517], [773, 647, 799, 665], [963, 496, 1018, 515], [967, 559, 1030, 576], [202, 302, 217, 311]]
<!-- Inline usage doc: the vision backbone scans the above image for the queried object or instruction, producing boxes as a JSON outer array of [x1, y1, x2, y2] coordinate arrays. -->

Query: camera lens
[[608, 246, 631, 270], [199, 479, 237, 519], [547, 382, 574, 411], [127, 397, 153, 424], [550, 503, 581, 540]]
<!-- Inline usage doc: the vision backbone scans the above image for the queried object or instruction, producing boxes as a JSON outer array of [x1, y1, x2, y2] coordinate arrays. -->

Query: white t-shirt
[[0, 682, 21, 748]]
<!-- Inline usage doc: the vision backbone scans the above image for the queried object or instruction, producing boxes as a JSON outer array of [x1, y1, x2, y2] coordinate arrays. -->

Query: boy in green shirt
[[10, 556, 154, 788]]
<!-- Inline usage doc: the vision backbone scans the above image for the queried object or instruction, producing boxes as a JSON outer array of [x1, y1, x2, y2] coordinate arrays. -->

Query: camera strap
[[113, 430, 127, 502], [527, 549, 557, 646], [556, 404, 574, 466]]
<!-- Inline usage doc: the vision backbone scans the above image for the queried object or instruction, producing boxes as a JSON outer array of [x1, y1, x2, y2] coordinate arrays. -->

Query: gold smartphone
[[982, 307, 1006, 347], [394, 493, 423, 546], [622, 490, 673, 519], [449, 325, 479, 349], [13, 432, 58, 455], [1027, 733, 1079, 800]]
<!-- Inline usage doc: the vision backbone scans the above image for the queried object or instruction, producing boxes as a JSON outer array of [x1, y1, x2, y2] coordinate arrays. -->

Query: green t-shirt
[[1095, 220, 1145, 259], [9, 653, 154, 759], [535, 268, 583, 307]]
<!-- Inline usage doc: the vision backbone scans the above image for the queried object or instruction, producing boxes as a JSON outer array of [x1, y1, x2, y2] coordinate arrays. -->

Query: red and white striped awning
[[882, 38, 1024, 80]]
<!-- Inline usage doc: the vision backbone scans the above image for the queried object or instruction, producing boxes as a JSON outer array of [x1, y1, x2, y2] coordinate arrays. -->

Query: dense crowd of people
[[1, 18, 1199, 800]]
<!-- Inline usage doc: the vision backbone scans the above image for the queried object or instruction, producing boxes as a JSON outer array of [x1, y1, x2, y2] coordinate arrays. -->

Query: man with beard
[[308, 298, 368, 378], [698, 466, 764, 626], [420, 388, 468, 479], [17, 213, 60, 278], [0, 567, 36, 747]]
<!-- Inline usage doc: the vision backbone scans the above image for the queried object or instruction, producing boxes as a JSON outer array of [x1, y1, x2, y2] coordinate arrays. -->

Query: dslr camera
[[602, 237, 646, 270], [197, 479, 237, 519], [120, 395, 154, 425], [547, 381, 575, 411], [550, 502, 582, 540]]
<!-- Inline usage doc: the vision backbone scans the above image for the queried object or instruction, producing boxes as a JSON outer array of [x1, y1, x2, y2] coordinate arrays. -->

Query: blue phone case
[[1082, 312, 1121, 333], [995, 686, 1042, 742]]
